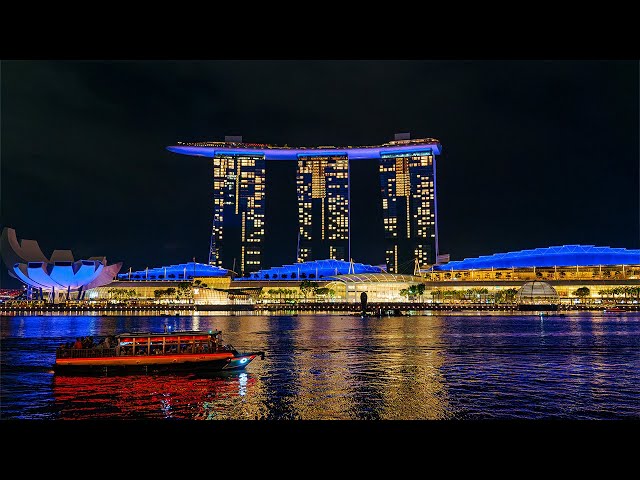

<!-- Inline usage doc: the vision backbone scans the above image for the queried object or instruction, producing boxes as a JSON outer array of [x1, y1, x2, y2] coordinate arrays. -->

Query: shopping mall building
[[85, 245, 639, 305]]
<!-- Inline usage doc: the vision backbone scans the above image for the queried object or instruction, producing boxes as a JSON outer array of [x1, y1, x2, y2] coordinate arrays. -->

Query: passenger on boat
[[73, 338, 83, 349]]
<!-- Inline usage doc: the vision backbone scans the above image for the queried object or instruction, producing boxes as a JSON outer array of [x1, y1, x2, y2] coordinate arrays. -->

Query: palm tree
[[622, 286, 637, 303], [299, 280, 319, 299], [462, 288, 472, 302], [573, 287, 590, 303], [611, 287, 622, 302], [430, 290, 440, 303], [504, 288, 518, 304], [473, 287, 489, 303]]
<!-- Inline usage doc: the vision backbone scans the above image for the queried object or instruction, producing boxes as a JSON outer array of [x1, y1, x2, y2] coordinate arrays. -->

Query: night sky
[[1, 60, 638, 288]]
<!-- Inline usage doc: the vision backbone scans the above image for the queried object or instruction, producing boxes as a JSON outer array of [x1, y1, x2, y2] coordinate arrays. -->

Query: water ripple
[[1, 313, 639, 419]]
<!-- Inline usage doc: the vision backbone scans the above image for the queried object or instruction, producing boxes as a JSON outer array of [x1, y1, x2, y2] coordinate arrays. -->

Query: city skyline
[[1, 61, 637, 288], [2, 59, 639, 425]]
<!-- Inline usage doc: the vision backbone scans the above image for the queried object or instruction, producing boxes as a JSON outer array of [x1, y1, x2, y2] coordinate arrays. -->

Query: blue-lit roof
[[238, 259, 383, 280], [167, 139, 442, 160], [117, 262, 228, 281], [432, 245, 640, 271]]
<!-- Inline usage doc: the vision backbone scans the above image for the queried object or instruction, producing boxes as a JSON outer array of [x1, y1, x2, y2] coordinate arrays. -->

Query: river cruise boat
[[603, 306, 626, 313], [54, 330, 265, 375]]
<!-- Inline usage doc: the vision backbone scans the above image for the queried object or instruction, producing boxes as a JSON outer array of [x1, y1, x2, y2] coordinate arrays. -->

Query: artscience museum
[[1, 227, 122, 302]]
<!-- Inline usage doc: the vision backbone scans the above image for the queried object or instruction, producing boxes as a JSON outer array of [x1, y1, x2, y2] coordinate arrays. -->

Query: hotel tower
[[296, 155, 350, 262], [167, 134, 441, 275]]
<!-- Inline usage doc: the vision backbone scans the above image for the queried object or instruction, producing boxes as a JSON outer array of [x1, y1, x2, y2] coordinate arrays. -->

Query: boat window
[[150, 337, 164, 355], [194, 339, 209, 353], [133, 337, 149, 355], [164, 336, 178, 354], [180, 339, 194, 354]]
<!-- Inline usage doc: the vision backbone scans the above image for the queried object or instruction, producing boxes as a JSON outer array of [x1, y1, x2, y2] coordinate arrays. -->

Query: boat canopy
[[116, 330, 222, 338]]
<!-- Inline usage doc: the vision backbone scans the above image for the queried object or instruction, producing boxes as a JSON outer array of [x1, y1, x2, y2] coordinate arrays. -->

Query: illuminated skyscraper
[[210, 153, 265, 275], [296, 155, 349, 262], [167, 135, 441, 273], [379, 146, 438, 273]]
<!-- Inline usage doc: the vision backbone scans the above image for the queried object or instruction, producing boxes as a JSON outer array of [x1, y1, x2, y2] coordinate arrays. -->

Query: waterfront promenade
[[1, 301, 638, 315]]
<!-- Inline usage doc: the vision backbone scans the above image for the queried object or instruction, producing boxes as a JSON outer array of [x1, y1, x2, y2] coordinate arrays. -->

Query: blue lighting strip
[[167, 143, 442, 160], [432, 245, 640, 271]]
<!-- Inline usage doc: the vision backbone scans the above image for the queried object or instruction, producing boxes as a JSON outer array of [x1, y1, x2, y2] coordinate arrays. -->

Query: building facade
[[87, 246, 640, 305], [210, 153, 265, 275], [296, 155, 349, 262], [379, 149, 438, 273]]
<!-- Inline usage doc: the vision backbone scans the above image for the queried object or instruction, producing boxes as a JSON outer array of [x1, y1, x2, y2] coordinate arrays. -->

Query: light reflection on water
[[1, 313, 639, 419]]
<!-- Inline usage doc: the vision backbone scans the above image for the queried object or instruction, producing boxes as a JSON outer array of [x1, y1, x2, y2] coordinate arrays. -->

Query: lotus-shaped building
[[1, 227, 122, 302]]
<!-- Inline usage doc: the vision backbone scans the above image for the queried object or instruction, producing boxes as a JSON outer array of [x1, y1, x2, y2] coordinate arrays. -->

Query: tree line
[[262, 280, 335, 302], [153, 282, 193, 300]]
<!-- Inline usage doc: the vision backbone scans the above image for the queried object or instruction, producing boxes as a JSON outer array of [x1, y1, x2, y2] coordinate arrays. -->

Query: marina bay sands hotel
[[167, 134, 442, 276]]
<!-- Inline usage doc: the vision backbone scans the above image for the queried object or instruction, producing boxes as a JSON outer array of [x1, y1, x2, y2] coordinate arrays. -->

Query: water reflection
[[258, 316, 301, 419], [378, 316, 450, 419], [52, 371, 257, 420], [2, 313, 639, 419], [293, 315, 364, 419]]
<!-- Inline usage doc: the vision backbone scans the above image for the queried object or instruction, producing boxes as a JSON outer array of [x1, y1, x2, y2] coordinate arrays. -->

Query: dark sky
[[1, 60, 638, 288]]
